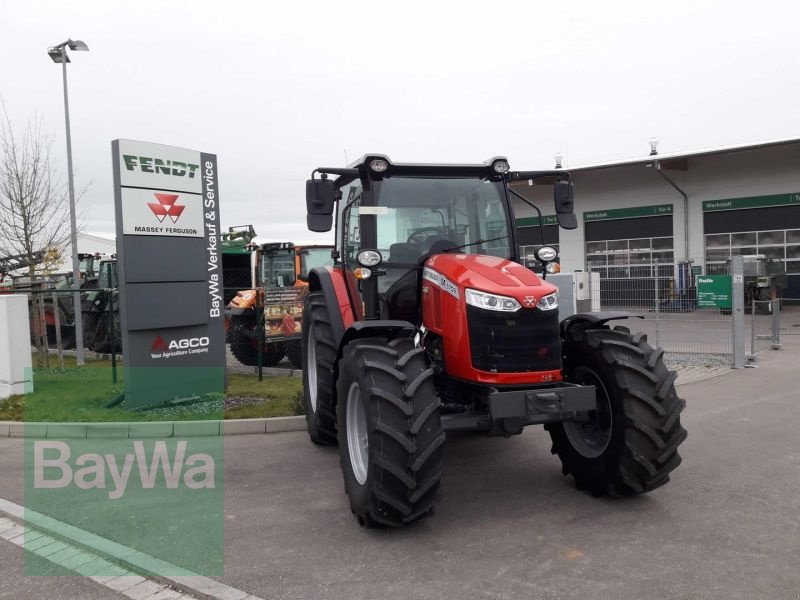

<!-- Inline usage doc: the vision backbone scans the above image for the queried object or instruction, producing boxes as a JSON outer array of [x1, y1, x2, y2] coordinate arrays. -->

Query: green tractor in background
[[742, 254, 786, 314]]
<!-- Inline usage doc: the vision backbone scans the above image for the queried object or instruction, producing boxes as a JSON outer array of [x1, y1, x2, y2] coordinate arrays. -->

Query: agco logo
[[147, 193, 185, 224], [151, 335, 210, 355], [524, 296, 537, 307]]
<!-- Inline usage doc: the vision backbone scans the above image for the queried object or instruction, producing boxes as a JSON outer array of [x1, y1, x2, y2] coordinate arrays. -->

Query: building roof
[[81, 231, 116, 242], [563, 136, 800, 173]]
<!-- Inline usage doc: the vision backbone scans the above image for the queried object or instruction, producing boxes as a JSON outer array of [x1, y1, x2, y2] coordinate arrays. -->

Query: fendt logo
[[123, 154, 199, 178], [147, 193, 185, 224], [151, 335, 210, 358]]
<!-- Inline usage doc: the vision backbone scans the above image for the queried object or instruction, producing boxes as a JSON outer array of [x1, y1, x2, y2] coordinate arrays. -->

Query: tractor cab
[[258, 242, 297, 288], [301, 155, 686, 528]]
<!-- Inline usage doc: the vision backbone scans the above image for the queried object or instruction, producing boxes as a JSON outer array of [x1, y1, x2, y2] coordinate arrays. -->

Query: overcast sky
[[2, 0, 799, 245]]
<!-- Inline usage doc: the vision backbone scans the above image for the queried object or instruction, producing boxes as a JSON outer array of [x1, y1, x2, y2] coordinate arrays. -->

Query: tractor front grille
[[466, 306, 562, 373]]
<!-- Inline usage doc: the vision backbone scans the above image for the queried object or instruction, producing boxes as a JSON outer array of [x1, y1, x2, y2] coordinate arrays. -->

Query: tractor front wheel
[[547, 327, 687, 497], [285, 340, 303, 369], [228, 315, 285, 367], [302, 292, 338, 445], [337, 336, 444, 528]]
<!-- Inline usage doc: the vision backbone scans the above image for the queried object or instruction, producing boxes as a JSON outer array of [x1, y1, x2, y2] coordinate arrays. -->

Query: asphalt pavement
[[210, 330, 800, 600], [1, 331, 799, 599]]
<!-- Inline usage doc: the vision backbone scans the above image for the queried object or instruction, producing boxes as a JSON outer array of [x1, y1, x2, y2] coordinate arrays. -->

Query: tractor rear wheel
[[547, 327, 687, 497], [756, 287, 772, 314], [337, 336, 444, 528], [285, 340, 303, 369], [228, 315, 285, 367], [302, 292, 338, 445]]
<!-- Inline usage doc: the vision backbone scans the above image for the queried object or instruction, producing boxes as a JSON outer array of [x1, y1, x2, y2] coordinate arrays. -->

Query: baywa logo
[[147, 193, 185, 224], [151, 335, 210, 358]]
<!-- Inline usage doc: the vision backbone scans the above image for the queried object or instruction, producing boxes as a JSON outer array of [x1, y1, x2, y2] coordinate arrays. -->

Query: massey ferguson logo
[[524, 296, 537, 307], [147, 193, 185, 224], [151, 335, 210, 358]]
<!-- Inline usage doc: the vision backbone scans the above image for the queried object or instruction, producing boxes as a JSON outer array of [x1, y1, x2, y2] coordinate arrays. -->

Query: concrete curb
[[0, 415, 307, 438], [0, 497, 263, 600]]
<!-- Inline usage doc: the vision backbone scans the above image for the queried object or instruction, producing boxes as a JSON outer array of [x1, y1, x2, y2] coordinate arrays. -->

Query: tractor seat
[[387, 243, 420, 265]]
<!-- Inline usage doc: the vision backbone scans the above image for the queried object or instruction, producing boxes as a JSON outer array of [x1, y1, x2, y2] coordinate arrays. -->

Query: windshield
[[343, 177, 511, 267], [299, 247, 332, 279], [261, 248, 296, 288]]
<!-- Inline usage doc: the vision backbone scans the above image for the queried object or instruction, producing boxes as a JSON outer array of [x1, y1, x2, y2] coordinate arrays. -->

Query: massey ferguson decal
[[423, 267, 459, 299], [121, 186, 203, 237], [147, 193, 185, 223]]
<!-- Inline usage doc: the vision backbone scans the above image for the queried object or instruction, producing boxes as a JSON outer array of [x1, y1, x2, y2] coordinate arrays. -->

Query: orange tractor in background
[[226, 242, 334, 368]]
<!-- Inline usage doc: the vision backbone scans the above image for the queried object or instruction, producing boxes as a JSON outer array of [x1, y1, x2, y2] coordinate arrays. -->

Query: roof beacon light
[[493, 160, 510, 174], [369, 159, 389, 173]]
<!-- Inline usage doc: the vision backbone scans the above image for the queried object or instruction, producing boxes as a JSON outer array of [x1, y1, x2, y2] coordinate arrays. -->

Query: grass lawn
[[0, 356, 303, 422]]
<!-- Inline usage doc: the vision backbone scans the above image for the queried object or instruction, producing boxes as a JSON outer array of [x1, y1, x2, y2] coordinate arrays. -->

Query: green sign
[[691, 265, 703, 276], [583, 204, 673, 222], [516, 215, 559, 227], [702, 193, 800, 212], [697, 275, 732, 309]]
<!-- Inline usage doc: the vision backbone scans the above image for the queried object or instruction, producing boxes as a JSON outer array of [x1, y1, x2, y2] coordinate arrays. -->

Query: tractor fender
[[333, 320, 418, 397], [307, 266, 355, 347], [560, 311, 642, 340]]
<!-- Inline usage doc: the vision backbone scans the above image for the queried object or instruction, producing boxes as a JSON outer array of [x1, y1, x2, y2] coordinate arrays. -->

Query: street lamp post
[[48, 39, 88, 365]]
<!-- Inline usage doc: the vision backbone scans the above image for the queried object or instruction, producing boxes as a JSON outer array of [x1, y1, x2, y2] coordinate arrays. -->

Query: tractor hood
[[424, 253, 557, 301]]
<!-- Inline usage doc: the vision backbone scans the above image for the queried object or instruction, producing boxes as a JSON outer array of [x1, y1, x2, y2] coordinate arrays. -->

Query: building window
[[704, 228, 800, 275], [585, 236, 675, 279]]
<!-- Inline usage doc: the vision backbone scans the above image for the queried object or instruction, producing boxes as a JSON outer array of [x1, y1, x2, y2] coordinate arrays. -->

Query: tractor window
[[338, 181, 363, 262], [298, 247, 333, 279], [99, 262, 118, 289], [261, 249, 296, 288], [374, 177, 512, 263]]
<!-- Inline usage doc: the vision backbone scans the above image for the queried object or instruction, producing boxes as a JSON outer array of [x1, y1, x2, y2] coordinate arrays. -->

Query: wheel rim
[[307, 323, 318, 413], [346, 381, 369, 485], [563, 366, 613, 458]]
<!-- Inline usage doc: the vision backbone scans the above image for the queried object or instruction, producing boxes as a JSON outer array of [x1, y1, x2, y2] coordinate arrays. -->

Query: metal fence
[[8, 285, 120, 380], [586, 259, 735, 369], [749, 297, 800, 356]]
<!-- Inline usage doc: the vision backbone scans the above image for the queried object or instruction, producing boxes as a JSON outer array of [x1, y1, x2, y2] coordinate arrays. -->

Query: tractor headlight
[[357, 249, 382, 267], [534, 245, 558, 262], [538, 291, 559, 311], [493, 160, 510, 174], [465, 288, 521, 312], [369, 159, 389, 173]]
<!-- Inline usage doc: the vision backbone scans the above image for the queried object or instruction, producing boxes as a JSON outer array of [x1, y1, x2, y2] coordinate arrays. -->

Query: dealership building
[[511, 137, 800, 299]]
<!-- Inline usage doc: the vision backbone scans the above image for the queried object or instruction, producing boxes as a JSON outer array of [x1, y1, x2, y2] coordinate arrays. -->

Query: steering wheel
[[407, 227, 444, 245]]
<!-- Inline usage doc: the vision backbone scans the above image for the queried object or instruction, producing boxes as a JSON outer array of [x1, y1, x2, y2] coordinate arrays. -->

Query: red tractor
[[302, 155, 687, 528]]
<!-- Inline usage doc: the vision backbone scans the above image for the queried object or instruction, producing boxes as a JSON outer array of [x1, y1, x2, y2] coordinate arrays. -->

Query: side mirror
[[306, 178, 336, 232], [554, 179, 577, 229]]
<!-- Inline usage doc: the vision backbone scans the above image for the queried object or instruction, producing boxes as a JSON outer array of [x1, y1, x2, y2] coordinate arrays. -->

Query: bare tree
[[0, 100, 71, 280]]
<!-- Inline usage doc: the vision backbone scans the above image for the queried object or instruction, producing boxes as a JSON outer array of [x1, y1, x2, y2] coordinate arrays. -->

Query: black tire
[[547, 327, 687, 497], [228, 315, 285, 367], [302, 292, 338, 445], [44, 307, 75, 349], [756, 287, 772, 315], [81, 313, 100, 351], [337, 336, 444, 528], [285, 340, 303, 369], [92, 313, 122, 354]]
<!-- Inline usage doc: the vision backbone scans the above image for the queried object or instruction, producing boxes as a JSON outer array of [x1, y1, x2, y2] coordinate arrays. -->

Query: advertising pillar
[[112, 139, 225, 408]]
